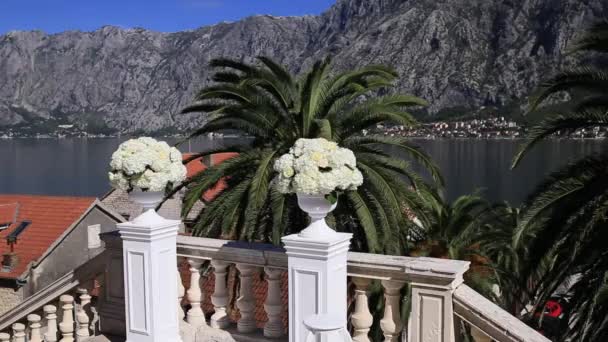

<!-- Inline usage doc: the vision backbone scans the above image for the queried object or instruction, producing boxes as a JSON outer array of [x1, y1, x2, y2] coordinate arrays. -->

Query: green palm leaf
[[180, 56, 440, 256]]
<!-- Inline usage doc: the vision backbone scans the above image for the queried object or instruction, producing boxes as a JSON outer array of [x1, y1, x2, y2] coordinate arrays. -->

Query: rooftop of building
[[0, 195, 96, 280]]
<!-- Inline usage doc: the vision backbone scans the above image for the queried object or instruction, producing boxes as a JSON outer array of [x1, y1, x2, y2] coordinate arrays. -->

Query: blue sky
[[0, 0, 336, 34]]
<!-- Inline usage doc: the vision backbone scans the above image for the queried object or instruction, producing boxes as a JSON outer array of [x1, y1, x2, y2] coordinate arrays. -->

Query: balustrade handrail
[[453, 284, 551, 342], [0, 241, 109, 331], [176, 235, 287, 268], [0, 270, 79, 332], [177, 235, 551, 342], [177, 235, 470, 285]]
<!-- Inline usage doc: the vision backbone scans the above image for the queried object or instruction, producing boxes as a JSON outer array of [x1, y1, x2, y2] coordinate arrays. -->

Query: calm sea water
[[0, 137, 605, 204]]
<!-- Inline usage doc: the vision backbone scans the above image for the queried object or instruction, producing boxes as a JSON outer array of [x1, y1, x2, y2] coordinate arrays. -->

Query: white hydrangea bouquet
[[108, 137, 187, 193], [274, 138, 363, 203]]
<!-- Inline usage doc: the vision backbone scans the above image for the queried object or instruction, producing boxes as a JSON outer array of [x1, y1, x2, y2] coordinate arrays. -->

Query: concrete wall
[[0, 286, 22, 316], [25, 206, 119, 297]]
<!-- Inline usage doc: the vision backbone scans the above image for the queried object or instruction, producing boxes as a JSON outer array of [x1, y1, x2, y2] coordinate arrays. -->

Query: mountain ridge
[[0, 0, 606, 132]]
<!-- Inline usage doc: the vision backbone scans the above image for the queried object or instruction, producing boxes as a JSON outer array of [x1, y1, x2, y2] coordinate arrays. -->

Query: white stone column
[[186, 258, 206, 327], [351, 277, 373, 342], [263, 267, 284, 338], [117, 210, 183, 342], [12, 323, 25, 342], [44, 304, 58, 342], [407, 258, 469, 342], [282, 231, 352, 342], [0, 333, 9, 342], [59, 295, 75, 342], [76, 289, 91, 341], [28, 314, 43, 342], [236, 263, 257, 333], [380, 280, 405, 342], [210, 260, 230, 329]]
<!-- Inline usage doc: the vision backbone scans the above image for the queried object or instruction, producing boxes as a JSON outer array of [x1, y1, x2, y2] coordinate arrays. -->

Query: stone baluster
[[59, 294, 75, 342], [44, 304, 59, 342], [236, 263, 257, 333], [76, 289, 91, 341], [186, 258, 206, 327], [263, 267, 283, 338], [210, 260, 230, 329], [177, 259, 186, 322], [351, 277, 374, 342], [12, 323, 25, 342], [28, 314, 43, 342], [0, 332, 9, 342], [380, 280, 405, 342]]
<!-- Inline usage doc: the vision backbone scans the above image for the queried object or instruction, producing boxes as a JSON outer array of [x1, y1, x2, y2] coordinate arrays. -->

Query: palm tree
[[476, 202, 551, 318], [511, 21, 608, 341], [512, 20, 608, 166], [179, 57, 442, 255], [411, 190, 501, 301]]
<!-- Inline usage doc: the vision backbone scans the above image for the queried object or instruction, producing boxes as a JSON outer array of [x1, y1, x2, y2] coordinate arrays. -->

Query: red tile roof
[[182, 153, 237, 202], [183, 154, 206, 179], [211, 153, 238, 166], [0, 195, 96, 280], [0, 203, 19, 226]]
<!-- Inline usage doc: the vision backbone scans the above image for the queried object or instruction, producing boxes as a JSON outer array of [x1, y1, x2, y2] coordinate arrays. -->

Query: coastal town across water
[[2, 116, 608, 140], [372, 116, 608, 139]]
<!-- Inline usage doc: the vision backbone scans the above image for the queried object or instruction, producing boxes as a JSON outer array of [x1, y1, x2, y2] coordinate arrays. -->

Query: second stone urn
[[296, 193, 338, 238]]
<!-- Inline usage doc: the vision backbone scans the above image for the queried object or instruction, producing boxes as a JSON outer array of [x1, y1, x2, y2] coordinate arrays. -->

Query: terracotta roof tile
[[0, 203, 19, 226], [0, 195, 95, 280], [182, 154, 207, 179], [182, 153, 237, 202], [211, 153, 238, 166]]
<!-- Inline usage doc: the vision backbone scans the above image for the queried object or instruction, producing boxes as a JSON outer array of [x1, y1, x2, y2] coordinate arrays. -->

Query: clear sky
[[0, 0, 337, 34]]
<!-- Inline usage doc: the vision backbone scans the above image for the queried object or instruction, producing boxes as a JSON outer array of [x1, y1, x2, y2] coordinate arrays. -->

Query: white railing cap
[[178, 236, 470, 285], [177, 235, 287, 268], [453, 284, 551, 342], [347, 252, 469, 286]]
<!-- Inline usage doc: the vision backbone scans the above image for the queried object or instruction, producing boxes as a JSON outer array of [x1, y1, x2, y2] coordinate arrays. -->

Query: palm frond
[[346, 190, 381, 253], [568, 20, 608, 54], [512, 110, 608, 167], [242, 150, 277, 240], [346, 135, 444, 186], [528, 67, 608, 111]]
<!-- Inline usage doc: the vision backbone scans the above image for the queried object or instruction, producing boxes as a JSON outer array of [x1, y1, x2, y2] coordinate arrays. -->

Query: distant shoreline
[[1, 136, 607, 142]]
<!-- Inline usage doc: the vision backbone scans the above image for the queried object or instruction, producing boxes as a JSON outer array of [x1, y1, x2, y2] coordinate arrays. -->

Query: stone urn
[[128, 189, 164, 212], [297, 193, 338, 238]]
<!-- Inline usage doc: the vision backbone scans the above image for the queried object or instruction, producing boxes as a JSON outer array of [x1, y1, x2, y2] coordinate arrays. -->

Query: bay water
[[0, 137, 605, 204]]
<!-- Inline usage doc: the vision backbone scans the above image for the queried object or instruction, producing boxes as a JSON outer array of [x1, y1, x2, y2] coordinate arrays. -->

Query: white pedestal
[[117, 210, 183, 342], [282, 232, 352, 342]]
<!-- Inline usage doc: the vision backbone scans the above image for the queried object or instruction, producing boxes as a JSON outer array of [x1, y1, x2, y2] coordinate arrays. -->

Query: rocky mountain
[[0, 0, 606, 132]]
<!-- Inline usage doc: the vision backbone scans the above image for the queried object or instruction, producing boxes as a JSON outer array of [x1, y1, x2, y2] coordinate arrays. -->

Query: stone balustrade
[[0, 289, 98, 342], [0, 233, 550, 342], [0, 232, 122, 342], [177, 236, 470, 341], [177, 237, 288, 341], [176, 235, 551, 342]]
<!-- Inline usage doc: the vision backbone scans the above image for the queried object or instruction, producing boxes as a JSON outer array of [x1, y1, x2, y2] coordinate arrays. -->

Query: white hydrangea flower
[[109, 171, 130, 191], [169, 147, 182, 163], [273, 138, 363, 195], [108, 137, 188, 192]]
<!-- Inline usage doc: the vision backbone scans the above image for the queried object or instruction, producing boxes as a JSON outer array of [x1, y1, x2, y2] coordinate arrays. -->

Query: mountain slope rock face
[[0, 0, 606, 131]]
